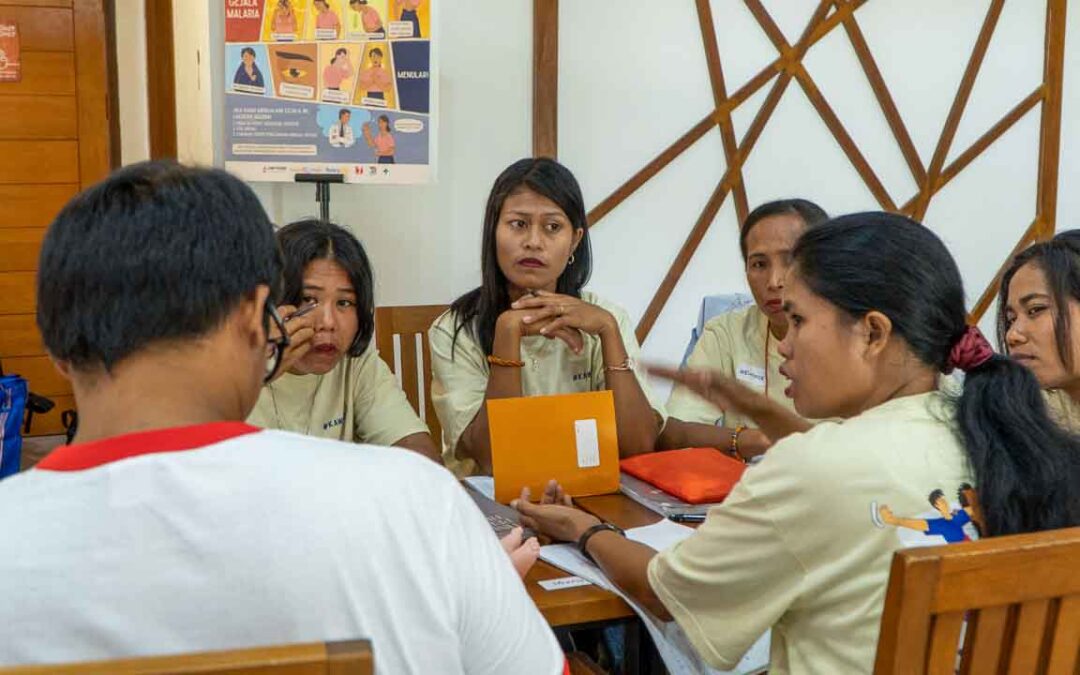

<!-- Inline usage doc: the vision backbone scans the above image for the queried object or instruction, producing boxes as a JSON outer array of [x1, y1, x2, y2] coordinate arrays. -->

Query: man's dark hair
[[927, 489, 946, 507], [241, 47, 256, 58], [370, 47, 383, 58], [37, 161, 280, 371], [338, 108, 350, 120]]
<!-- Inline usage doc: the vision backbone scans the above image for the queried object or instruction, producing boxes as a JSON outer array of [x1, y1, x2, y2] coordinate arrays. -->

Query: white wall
[[138, 1, 1080, 392], [114, 0, 150, 165]]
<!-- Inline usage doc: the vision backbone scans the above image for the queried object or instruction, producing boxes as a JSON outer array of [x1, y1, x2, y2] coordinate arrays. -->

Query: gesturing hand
[[511, 481, 600, 543]]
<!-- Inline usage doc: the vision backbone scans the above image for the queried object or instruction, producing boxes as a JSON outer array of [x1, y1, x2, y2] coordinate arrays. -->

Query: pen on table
[[669, 513, 706, 523], [285, 301, 318, 322]]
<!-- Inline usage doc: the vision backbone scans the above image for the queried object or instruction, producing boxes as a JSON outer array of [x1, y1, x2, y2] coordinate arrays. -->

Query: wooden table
[[526, 493, 663, 627]]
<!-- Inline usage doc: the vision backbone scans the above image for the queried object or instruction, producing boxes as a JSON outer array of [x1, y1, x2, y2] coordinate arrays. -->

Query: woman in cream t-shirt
[[661, 199, 827, 460], [429, 158, 666, 477], [999, 229, 1080, 431], [247, 219, 438, 461], [514, 214, 1080, 674]]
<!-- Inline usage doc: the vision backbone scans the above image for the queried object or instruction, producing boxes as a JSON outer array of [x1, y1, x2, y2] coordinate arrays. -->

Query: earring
[[568, 253, 576, 265]]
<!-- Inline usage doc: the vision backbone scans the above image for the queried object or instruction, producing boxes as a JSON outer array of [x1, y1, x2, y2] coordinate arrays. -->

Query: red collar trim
[[36, 422, 261, 472]]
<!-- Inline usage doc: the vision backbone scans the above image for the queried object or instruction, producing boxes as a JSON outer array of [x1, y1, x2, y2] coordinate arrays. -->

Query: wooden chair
[[374, 304, 449, 444], [0, 639, 372, 674], [874, 526, 1080, 674]]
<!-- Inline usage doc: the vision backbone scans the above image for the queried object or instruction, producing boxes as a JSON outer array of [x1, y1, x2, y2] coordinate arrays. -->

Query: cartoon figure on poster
[[328, 109, 356, 148], [269, 43, 318, 99], [320, 44, 358, 103], [354, 42, 395, 108], [346, 0, 386, 38], [312, 0, 342, 40], [389, 0, 428, 39], [362, 114, 395, 163], [872, 484, 983, 546], [267, 0, 308, 41], [232, 46, 267, 94]]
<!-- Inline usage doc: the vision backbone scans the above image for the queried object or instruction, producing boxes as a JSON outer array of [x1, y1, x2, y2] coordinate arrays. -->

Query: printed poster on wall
[[224, 0, 433, 184], [0, 20, 21, 83]]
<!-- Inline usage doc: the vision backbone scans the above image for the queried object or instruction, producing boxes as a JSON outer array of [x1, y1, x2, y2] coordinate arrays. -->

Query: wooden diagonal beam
[[636, 2, 842, 342], [635, 179, 732, 342], [586, 113, 716, 226], [900, 87, 1045, 216], [744, 0, 894, 210], [1036, 0, 1067, 239], [635, 71, 796, 342], [911, 0, 1005, 221], [939, 87, 1045, 189], [695, 0, 749, 224], [793, 64, 897, 210], [836, 0, 926, 186], [968, 218, 1041, 324], [588, 0, 862, 229]]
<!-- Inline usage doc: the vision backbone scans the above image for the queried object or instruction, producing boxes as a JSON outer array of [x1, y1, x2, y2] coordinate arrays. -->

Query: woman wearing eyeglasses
[[249, 219, 440, 463]]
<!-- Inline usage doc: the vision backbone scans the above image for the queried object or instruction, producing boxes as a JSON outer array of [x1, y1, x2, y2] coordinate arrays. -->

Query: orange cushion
[[620, 447, 747, 504]]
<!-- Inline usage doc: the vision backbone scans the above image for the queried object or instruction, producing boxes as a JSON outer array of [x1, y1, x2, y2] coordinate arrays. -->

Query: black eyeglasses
[[265, 303, 290, 383]]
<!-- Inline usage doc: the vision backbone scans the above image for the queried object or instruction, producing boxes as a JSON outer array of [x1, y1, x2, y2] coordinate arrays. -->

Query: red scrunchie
[[946, 325, 994, 373]]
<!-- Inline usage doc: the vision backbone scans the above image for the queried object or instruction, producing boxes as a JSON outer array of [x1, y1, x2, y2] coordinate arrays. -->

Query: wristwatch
[[577, 522, 625, 563]]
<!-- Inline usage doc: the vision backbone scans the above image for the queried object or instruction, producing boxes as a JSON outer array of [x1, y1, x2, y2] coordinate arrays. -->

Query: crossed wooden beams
[[533, 0, 1068, 342]]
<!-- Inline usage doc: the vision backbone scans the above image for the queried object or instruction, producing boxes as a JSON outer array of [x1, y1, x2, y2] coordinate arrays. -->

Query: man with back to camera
[[0, 161, 564, 674]]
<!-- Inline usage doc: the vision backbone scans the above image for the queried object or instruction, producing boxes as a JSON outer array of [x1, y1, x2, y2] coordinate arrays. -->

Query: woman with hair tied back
[[513, 212, 1080, 674]]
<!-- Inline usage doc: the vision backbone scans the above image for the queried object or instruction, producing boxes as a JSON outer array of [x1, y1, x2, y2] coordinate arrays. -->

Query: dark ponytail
[[794, 212, 1080, 536]]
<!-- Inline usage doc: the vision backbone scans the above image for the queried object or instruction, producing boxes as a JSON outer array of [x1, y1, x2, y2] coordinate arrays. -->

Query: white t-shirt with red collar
[[0, 422, 563, 674]]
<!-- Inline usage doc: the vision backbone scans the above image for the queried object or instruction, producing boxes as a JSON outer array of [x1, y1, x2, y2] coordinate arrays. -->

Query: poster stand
[[295, 173, 344, 222]]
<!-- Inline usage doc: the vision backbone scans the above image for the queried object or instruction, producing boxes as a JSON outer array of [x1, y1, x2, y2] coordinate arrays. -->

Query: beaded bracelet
[[487, 354, 525, 368]]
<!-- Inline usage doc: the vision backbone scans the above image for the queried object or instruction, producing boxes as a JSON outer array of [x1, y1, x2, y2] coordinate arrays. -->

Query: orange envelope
[[488, 390, 620, 504]]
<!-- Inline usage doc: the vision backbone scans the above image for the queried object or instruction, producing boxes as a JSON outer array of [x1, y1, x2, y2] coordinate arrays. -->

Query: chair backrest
[[374, 304, 449, 443], [0, 639, 372, 675], [874, 526, 1080, 674], [680, 293, 754, 366]]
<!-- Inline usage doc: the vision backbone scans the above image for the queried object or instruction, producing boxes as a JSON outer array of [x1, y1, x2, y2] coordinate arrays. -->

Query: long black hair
[[793, 212, 1080, 536], [449, 157, 592, 356], [276, 218, 375, 357], [739, 198, 828, 260], [996, 229, 1080, 364]]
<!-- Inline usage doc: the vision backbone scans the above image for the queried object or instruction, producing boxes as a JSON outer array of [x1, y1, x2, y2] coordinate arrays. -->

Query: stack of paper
[[540, 519, 770, 675]]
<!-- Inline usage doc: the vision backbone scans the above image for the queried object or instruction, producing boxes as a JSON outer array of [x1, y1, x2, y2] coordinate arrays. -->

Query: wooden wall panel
[[2, 356, 66, 395], [0, 184, 77, 226], [0, 141, 78, 183], [0, 273, 35, 314], [0, 227, 44, 270], [0, 0, 110, 437], [0, 314, 44, 356], [0, 96, 77, 138], [0, 52, 76, 94], [0, 6, 74, 51], [0, 1, 74, 7]]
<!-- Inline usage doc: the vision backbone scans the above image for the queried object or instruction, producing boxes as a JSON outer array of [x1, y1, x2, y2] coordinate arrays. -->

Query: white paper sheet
[[539, 523, 770, 675]]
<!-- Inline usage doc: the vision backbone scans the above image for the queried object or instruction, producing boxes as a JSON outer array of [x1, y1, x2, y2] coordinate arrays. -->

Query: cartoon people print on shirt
[[872, 484, 983, 545]]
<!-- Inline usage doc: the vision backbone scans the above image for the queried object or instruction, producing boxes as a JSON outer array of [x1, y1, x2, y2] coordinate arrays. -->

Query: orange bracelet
[[487, 354, 525, 368]]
